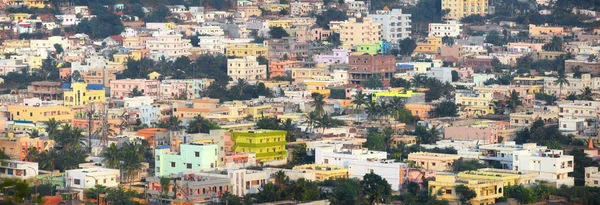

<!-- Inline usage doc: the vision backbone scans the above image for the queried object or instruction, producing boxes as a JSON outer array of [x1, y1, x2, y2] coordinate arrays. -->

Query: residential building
[[529, 24, 564, 36], [442, 0, 489, 20], [559, 117, 585, 134], [227, 56, 267, 81], [458, 168, 537, 187], [0, 160, 38, 180], [348, 54, 396, 86], [415, 37, 442, 54], [348, 160, 409, 191], [65, 168, 120, 190], [339, 18, 382, 48], [146, 173, 231, 202], [509, 111, 558, 129], [369, 9, 412, 43], [5, 0, 51, 8], [429, 174, 504, 205], [0, 137, 54, 161], [429, 21, 462, 37], [0, 59, 28, 76], [427, 67, 452, 83], [444, 126, 499, 144], [155, 143, 219, 176], [315, 146, 387, 167], [585, 167, 600, 187], [476, 142, 574, 187], [231, 130, 287, 163], [407, 152, 461, 171], [146, 31, 192, 60], [314, 49, 349, 65], [292, 164, 348, 181], [544, 73, 593, 96], [558, 100, 600, 119], [109, 79, 160, 99], [63, 82, 105, 106], [27, 81, 63, 101], [7, 105, 73, 123], [225, 43, 268, 57], [455, 91, 495, 117]]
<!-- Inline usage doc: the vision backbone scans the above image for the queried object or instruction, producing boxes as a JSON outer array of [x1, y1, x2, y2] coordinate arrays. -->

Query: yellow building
[[231, 130, 287, 162], [371, 90, 420, 102], [407, 152, 461, 171], [27, 56, 43, 69], [339, 17, 382, 49], [6, 0, 51, 8], [7, 105, 73, 123], [455, 91, 495, 117], [225, 43, 268, 57], [414, 37, 442, 54], [429, 174, 504, 205], [291, 67, 327, 83], [9, 13, 30, 21], [260, 4, 290, 12], [63, 82, 105, 106], [293, 164, 348, 181], [267, 20, 293, 29], [304, 81, 330, 98], [442, 0, 488, 20], [248, 104, 275, 121], [148, 72, 161, 80], [458, 168, 538, 187], [529, 24, 564, 36]]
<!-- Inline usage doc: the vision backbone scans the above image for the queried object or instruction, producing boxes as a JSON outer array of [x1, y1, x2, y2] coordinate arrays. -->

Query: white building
[[558, 100, 600, 119], [227, 168, 271, 197], [369, 9, 412, 43], [428, 21, 463, 38], [146, 30, 192, 60], [194, 25, 225, 36], [124, 96, 154, 107], [585, 167, 600, 187], [227, 56, 267, 81], [477, 141, 574, 187], [348, 160, 409, 191], [197, 35, 225, 54], [0, 59, 28, 75], [65, 168, 120, 190], [0, 160, 38, 180], [426, 67, 452, 83], [314, 146, 387, 167], [559, 117, 585, 133]]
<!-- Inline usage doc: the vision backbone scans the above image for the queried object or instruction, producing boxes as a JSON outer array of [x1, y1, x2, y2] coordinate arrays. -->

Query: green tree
[[311, 93, 326, 116], [507, 90, 522, 112], [453, 159, 487, 172], [399, 38, 417, 56], [186, 115, 221, 133], [329, 178, 362, 205], [363, 131, 386, 151], [451, 70, 459, 82], [327, 32, 341, 47], [130, 86, 144, 97], [121, 142, 144, 188], [101, 143, 121, 169], [578, 87, 598, 101], [362, 173, 392, 205], [543, 36, 563, 51], [269, 26, 290, 39], [85, 184, 107, 204], [433, 101, 458, 117], [53, 44, 63, 54], [554, 71, 570, 97], [364, 77, 383, 89], [455, 185, 477, 204], [315, 8, 348, 29], [213, 192, 243, 205], [485, 30, 504, 46], [352, 90, 367, 121]]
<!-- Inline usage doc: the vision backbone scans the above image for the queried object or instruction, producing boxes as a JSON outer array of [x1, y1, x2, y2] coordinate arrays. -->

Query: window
[[445, 189, 452, 194], [171, 162, 176, 167], [74, 179, 81, 185], [195, 152, 199, 157], [595, 181, 599, 185], [187, 163, 192, 169]]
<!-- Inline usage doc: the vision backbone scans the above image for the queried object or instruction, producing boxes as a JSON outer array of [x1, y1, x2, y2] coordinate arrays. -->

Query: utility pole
[[86, 103, 95, 154]]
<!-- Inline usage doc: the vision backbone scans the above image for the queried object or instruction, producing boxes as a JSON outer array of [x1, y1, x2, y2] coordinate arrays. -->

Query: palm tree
[[159, 176, 171, 199], [352, 90, 367, 122], [311, 93, 326, 116], [316, 114, 334, 136], [24, 147, 38, 162], [365, 101, 379, 121], [86, 185, 107, 204], [44, 118, 59, 139], [121, 142, 144, 188], [422, 126, 441, 144], [281, 118, 297, 142], [28, 129, 40, 138], [101, 143, 120, 169], [166, 116, 183, 131], [507, 90, 522, 113], [302, 112, 319, 133], [71, 70, 82, 82], [554, 72, 570, 97], [234, 78, 249, 98], [579, 87, 599, 101], [273, 170, 289, 190], [382, 127, 394, 152], [411, 74, 428, 88], [38, 149, 59, 177]]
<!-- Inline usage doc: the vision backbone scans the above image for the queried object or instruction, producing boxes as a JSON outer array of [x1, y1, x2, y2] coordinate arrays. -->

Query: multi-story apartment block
[[348, 160, 410, 191], [109, 79, 160, 99], [407, 152, 461, 171], [429, 174, 504, 205], [146, 31, 192, 60], [225, 43, 268, 57], [0, 137, 54, 161], [63, 82, 105, 106], [509, 111, 558, 129], [227, 56, 267, 81], [339, 18, 382, 48], [529, 24, 564, 36], [0, 160, 38, 180], [429, 21, 463, 37], [155, 143, 218, 176], [227, 168, 271, 197], [290, 2, 324, 17], [315, 146, 387, 167], [292, 164, 348, 181], [585, 167, 600, 187], [5, 0, 51, 8], [314, 49, 350, 64], [348, 54, 396, 86], [0, 59, 28, 76], [291, 66, 327, 83], [415, 37, 443, 54], [558, 100, 600, 119], [544, 73, 594, 96], [231, 130, 287, 163], [442, 0, 489, 20], [455, 91, 495, 117], [369, 9, 412, 43], [194, 25, 225, 36], [476, 142, 574, 187], [146, 173, 231, 202], [458, 168, 538, 187], [27, 81, 63, 101], [7, 105, 73, 123]]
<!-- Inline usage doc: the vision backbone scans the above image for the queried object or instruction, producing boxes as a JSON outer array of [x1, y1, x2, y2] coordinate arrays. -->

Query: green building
[[155, 143, 218, 176], [231, 130, 287, 162]]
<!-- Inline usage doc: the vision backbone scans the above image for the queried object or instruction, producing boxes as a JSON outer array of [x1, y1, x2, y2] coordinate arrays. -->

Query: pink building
[[408, 169, 436, 189], [314, 49, 349, 64], [443, 126, 499, 143], [109, 79, 159, 99], [506, 42, 544, 53], [454, 67, 474, 80], [159, 82, 189, 100], [311, 27, 333, 41]]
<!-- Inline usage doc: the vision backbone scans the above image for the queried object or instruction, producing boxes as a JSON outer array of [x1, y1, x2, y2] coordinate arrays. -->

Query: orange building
[[268, 60, 301, 78], [0, 137, 54, 161], [405, 104, 433, 119], [172, 98, 229, 119], [137, 128, 168, 146]]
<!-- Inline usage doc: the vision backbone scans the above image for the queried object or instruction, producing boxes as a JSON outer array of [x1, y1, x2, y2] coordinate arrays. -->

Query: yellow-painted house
[[414, 37, 442, 54], [225, 43, 268, 57], [7, 105, 73, 123], [457, 168, 538, 187], [63, 82, 105, 106], [231, 130, 287, 162], [148, 72, 161, 80], [27, 56, 43, 69], [305, 81, 330, 98], [429, 174, 504, 205], [6, 0, 51, 8], [260, 4, 290, 12], [9, 13, 30, 21], [293, 164, 348, 181], [267, 20, 293, 29]]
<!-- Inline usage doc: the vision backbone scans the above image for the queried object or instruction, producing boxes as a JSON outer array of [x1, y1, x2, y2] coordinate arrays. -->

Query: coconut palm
[[38, 149, 59, 177], [352, 90, 367, 121], [316, 114, 334, 135], [44, 118, 59, 139], [121, 142, 144, 188], [382, 127, 394, 152], [302, 111, 319, 133], [166, 116, 183, 131], [101, 143, 120, 169], [28, 129, 40, 138], [159, 176, 171, 199], [411, 74, 428, 88], [365, 101, 379, 121], [311, 93, 326, 116], [506, 90, 522, 112], [554, 72, 570, 97], [234, 78, 249, 98], [273, 170, 289, 190], [421, 126, 441, 144], [579, 87, 599, 101], [281, 118, 297, 142]]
